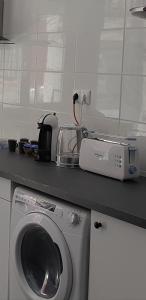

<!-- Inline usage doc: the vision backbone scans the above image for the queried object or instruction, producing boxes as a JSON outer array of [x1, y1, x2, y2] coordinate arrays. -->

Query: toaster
[[79, 138, 140, 181]]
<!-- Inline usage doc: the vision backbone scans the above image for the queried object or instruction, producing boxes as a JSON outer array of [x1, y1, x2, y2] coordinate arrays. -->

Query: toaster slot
[[128, 148, 136, 164]]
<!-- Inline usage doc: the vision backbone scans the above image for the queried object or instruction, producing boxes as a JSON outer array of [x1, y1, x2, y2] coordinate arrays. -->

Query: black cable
[[73, 93, 79, 125]]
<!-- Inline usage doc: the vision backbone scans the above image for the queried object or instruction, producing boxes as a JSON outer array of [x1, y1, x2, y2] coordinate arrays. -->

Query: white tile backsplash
[[121, 76, 146, 123], [35, 71, 74, 112], [4, 42, 38, 71], [0, 47, 5, 70], [65, 0, 125, 33], [4, 45, 22, 70], [102, 0, 126, 29], [1, 0, 146, 168], [123, 28, 146, 75], [35, 72, 63, 105], [98, 30, 124, 74], [3, 70, 21, 104], [75, 30, 123, 74], [36, 32, 76, 73], [0, 71, 3, 102], [96, 75, 121, 119]]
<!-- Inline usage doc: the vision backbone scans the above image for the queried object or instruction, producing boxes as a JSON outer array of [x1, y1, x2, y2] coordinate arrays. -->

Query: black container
[[8, 139, 17, 152], [38, 124, 52, 161], [30, 140, 38, 145], [19, 138, 29, 154]]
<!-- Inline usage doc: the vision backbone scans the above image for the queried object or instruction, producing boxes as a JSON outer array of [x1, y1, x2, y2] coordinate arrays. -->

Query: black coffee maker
[[37, 113, 58, 162]]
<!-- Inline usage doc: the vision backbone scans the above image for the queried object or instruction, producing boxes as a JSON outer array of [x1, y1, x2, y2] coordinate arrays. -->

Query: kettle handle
[[56, 129, 64, 156]]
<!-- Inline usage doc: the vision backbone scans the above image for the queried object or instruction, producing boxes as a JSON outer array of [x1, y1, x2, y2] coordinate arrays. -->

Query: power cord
[[73, 93, 79, 126]]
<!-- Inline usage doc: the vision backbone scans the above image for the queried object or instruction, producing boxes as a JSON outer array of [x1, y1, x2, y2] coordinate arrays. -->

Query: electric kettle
[[56, 125, 88, 168], [37, 113, 58, 162]]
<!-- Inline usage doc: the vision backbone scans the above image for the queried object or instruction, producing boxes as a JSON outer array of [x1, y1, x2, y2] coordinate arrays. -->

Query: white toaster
[[79, 138, 140, 181]]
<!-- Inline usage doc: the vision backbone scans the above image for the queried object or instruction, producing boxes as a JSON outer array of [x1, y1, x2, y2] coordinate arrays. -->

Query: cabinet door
[[0, 178, 11, 201], [89, 210, 146, 300], [0, 199, 10, 300]]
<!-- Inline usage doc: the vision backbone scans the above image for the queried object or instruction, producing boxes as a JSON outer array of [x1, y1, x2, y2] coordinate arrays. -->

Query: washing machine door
[[11, 213, 73, 300]]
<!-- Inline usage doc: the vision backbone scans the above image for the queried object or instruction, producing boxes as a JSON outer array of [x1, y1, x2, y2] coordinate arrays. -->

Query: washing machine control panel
[[15, 192, 64, 216], [69, 212, 80, 225], [14, 189, 84, 226], [37, 199, 56, 211]]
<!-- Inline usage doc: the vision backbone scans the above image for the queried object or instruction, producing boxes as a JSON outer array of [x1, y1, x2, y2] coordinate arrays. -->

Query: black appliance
[[37, 113, 58, 162]]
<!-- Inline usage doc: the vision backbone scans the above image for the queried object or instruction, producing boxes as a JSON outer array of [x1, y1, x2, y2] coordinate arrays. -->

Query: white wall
[[0, 0, 146, 141]]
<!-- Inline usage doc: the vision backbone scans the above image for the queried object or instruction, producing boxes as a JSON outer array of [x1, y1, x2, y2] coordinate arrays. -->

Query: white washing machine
[[9, 187, 90, 300]]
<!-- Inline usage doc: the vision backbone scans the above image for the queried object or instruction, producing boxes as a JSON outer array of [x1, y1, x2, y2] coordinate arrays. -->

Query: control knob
[[70, 212, 80, 225]]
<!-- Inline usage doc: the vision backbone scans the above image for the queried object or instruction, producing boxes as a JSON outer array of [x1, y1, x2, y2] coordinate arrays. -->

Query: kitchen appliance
[[9, 187, 90, 300], [79, 138, 140, 181], [37, 113, 58, 162], [56, 125, 87, 168], [130, 0, 146, 19], [0, 0, 13, 43]]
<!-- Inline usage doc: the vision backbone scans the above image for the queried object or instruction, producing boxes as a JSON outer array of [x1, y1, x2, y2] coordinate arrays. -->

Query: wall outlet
[[73, 89, 91, 105]]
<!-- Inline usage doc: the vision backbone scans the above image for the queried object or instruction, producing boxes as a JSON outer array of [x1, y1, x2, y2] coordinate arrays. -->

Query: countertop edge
[[1, 169, 146, 229]]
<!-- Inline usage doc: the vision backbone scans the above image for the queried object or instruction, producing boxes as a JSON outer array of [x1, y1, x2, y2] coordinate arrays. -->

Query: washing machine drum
[[11, 213, 73, 300]]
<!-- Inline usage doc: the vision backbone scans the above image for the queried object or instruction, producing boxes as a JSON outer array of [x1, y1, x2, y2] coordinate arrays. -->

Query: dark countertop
[[0, 150, 146, 228]]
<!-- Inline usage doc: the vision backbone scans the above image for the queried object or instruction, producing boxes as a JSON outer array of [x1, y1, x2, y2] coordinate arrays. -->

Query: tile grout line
[[118, 0, 127, 132], [2, 46, 5, 114]]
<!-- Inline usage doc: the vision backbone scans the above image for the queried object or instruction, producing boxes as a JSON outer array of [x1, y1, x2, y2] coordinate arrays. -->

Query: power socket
[[73, 89, 91, 105]]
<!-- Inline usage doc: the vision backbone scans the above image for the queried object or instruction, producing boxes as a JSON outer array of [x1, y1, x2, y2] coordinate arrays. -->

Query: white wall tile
[[35, 72, 63, 106], [74, 73, 99, 116], [123, 28, 146, 75], [75, 30, 123, 74], [37, 0, 64, 33], [4, 45, 22, 70], [0, 46, 5, 70], [64, 0, 125, 33], [4, 42, 37, 71], [0, 71, 3, 102], [19, 72, 36, 105], [121, 75, 146, 123], [2, 104, 49, 128], [101, 0, 126, 29], [74, 74, 121, 120], [0, 103, 3, 123], [96, 75, 121, 119], [75, 32, 99, 74], [119, 120, 140, 136], [83, 115, 120, 135], [3, 71, 21, 104], [3, 71, 36, 106], [37, 33, 65, 47], [74, 73, 121, 120], [35, 72, 74, 113], [98, 30, 124, 74], [36, 32, 75, 72], [3, 104, 27, 125], [36, 46, 64, 72]]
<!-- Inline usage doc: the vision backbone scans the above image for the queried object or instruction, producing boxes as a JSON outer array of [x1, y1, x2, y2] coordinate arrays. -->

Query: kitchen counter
[[0, 150, 146, 228]]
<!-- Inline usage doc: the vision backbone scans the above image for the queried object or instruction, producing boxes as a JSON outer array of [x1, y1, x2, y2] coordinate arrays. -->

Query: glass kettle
[[56, 125, 87, 168]]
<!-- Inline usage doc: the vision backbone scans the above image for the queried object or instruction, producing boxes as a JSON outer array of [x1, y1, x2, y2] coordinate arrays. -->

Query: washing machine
[[9, 187, 90, 300]]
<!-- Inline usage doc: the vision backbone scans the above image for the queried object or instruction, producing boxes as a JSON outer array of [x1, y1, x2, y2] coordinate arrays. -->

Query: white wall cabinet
[[88, 210, 146, 300]]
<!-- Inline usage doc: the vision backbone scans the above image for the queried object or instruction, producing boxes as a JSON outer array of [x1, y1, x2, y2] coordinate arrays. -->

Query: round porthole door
[[11, 213, 73, 300]]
